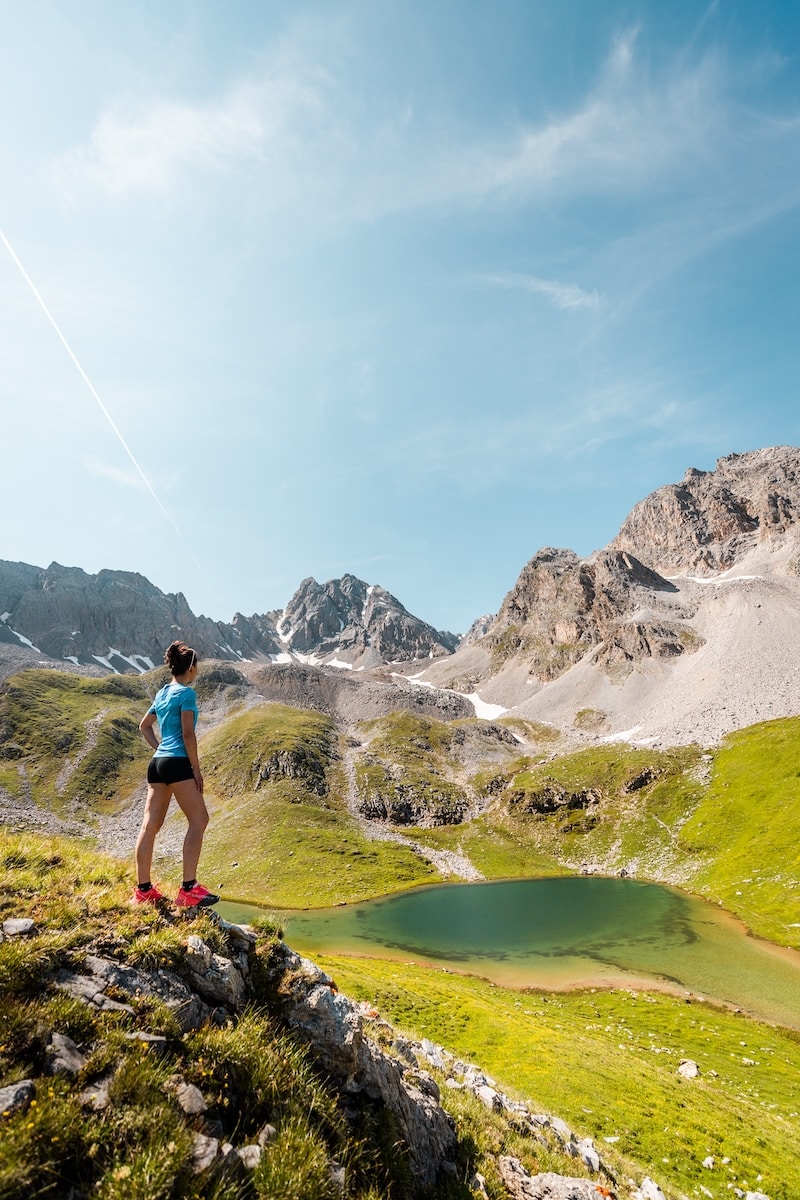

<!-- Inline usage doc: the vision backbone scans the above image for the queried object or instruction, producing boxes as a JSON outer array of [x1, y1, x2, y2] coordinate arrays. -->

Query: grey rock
[[632, 1180, 667, 1200], [0, 1079, 34, 1117], [46, 1032, 87, 1078], [257, 1124, 278, 1147], [2, 917, 35, 937], [59, 955, 211, 1031], [575, 1137, 601, 1173], [612, 447, 800, 576], [393, 1037, 419, 1067], [236, 1145, 262, 1170], [475, 1084, 503, 1111], [498, 1159, 606, 1199], [329, 1160, 346, 1191], [184, 936, 246, 1006], [677, 1058, 701, 1079], [278, 573, 459, 666], [124, 1032, 168, 1050], [175, 1081, 208, 1115], [0, 558, 459, 672], [190, 1133, 220, 1174], [79, 1078, 112, 1111], [279, 943, 457, 1188]]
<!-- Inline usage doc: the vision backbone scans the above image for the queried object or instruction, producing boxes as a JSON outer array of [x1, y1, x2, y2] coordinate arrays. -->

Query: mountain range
[[3, 445, 800, 746]]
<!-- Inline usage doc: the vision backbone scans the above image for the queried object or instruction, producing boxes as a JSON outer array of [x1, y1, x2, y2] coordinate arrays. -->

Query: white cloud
[[55, 76, 321, 196], [481, 272, 601, 311], [84, 459, 151, 490]]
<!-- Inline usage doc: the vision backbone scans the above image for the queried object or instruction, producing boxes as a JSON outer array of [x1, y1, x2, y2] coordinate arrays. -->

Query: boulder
[[498, 1159, 610, 1199], [45, 1032, 87, 1078], [0, 1079, 34, 1117]]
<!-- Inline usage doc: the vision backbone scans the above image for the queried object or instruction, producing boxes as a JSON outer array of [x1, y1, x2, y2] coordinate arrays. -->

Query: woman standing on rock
[[133, 640, 219, 909]]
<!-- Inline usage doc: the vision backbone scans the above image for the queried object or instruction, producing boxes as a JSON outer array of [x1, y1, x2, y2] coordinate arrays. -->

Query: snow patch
[[600, 726, 656, 746], [92, 655, 119, 674], [271, 652, 293, 664], [9, 628, 41, 652], [328, 657, 353, 670], [463, 693, 507, 720]]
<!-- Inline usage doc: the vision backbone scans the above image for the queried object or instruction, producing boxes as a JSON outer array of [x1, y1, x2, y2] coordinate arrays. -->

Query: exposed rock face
[[246, 661, 474, 723], [276, 947, 459, 1189], [610, 446, 800, 575], [0, 562, 457, 675], [276, 573, 459, 664], [484, 547, 689, 681], [0, 560, 270, 671]]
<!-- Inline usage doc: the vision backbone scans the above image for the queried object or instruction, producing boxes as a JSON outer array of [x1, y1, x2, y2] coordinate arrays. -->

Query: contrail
[[0, 226, 190, 549]]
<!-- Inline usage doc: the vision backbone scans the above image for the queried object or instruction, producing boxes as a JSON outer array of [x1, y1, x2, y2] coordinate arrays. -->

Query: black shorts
[[147, 756, 194, 786]]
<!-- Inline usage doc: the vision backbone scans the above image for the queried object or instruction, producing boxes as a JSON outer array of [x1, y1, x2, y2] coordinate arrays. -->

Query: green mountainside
[[2, 664, 800, 1196], [1, 664, 799, 942]]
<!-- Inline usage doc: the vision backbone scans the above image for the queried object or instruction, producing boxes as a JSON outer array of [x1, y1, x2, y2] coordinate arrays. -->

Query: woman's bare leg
[[170, 778, 210, 883], [135, 783, 172, 885]]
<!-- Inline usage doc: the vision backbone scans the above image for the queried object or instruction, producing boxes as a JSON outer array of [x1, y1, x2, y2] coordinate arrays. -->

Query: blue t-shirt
[[148, 682, 198, 758]]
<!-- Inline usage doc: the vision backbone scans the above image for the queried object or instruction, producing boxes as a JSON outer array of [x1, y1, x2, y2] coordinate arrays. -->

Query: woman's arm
[[139, 711, 159, 752], [181, 709, 204, 793]]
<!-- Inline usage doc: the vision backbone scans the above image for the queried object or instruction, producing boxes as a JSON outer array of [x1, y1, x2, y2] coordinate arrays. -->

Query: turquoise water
[[219, 876, 800, 1028]]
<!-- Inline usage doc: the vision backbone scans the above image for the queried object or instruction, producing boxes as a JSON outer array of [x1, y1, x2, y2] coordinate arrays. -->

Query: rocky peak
[[610, 445, 800, 575], [0, 560, 459, 675], [277, 573, 459, 665], [484, 546, 680, 681]]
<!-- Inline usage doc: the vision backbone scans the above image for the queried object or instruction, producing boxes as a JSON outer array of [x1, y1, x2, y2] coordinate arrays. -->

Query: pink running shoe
[[175, 882, 220, 908], [133, 885, 168, 905]]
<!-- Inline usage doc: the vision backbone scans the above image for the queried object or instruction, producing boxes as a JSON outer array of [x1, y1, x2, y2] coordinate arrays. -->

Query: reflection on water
[[219, 877, 800, 1028]]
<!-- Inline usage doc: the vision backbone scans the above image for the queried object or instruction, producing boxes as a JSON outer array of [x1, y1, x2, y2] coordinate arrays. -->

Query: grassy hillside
[[0, 830, 431, 1198], [196, 705, 436, 907], [0, 670, 149, 813], [320, 952, 800, 1200], [677, 716, 800, 945], [0, 829, 619, 1200], [1, 667, 798, 947], [404, 742, 705, 885]]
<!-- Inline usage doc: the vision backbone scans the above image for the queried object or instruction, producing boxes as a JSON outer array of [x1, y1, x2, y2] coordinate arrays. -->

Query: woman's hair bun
[[164, 640, 196, 675]]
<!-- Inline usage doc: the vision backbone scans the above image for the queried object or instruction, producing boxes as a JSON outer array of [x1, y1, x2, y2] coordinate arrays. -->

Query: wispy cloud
[[54, 75, 322, 196], [55, 17, 800, 239], [481, 272, 601, 311], [85, 460, 149, 490]]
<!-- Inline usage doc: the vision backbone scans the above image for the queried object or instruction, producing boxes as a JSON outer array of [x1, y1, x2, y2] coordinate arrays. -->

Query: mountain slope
[[419, 447, 800, 746], [0, 563, 458, 676]]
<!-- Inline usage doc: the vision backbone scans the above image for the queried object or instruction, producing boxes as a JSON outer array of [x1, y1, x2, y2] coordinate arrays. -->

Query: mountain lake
[[219, 876, 800, 1029]]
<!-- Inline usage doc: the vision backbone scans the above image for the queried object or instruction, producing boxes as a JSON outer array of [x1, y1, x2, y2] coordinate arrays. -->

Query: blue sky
[[2, 0, 800, 634]]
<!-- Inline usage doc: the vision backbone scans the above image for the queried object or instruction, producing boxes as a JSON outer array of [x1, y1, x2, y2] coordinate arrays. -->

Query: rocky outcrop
[[610, 447, 800, 575], [275, 947, 459, 1189], [277, 573, 459, 665], [482, 547, 689, 681], [246, 661, 474, 723], [0, 560, 274, 670], [0, 561, 458, 675], [1, 904, 681, 1200]]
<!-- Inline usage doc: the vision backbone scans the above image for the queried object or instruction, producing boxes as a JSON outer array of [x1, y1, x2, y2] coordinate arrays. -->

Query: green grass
[[0, 830, 468, 1200], [172, 703, 437, 907], [0, 669, 149, 811], [197, 778, 437, 907], [316, 952, 800, 1200], [677, 717, 800, 947]]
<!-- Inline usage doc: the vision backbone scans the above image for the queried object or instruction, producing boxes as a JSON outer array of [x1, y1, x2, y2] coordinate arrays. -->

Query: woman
[[134, 640, 219, 908]]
